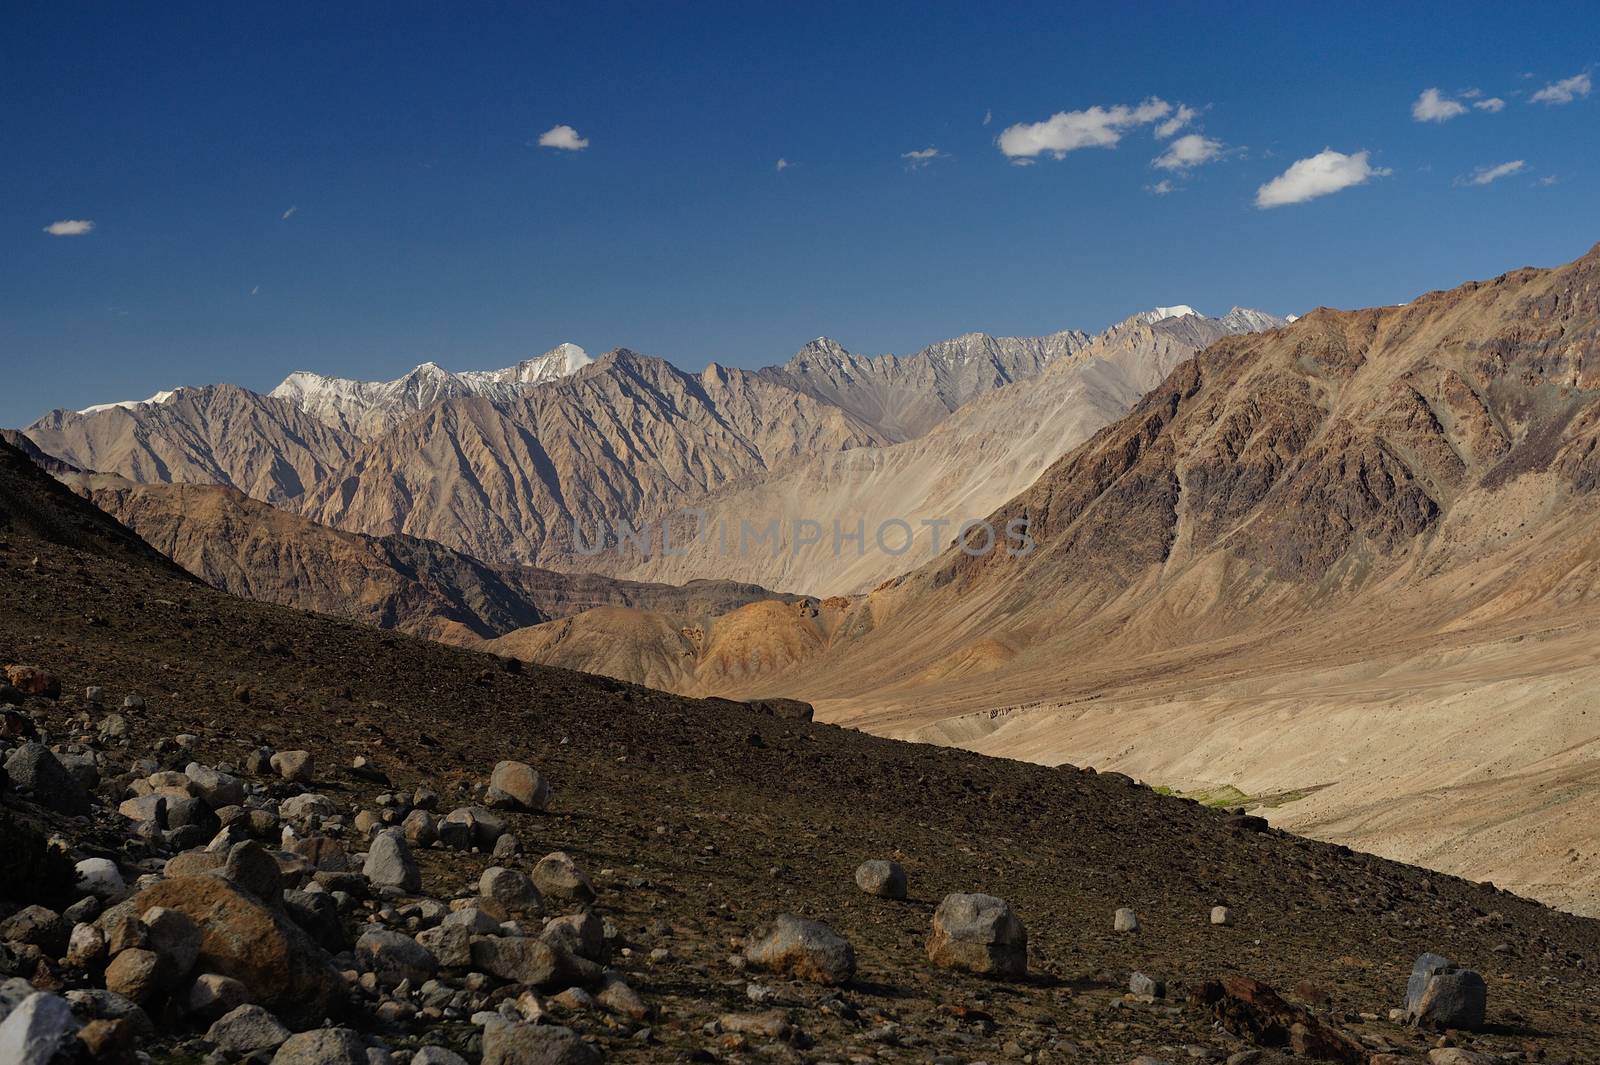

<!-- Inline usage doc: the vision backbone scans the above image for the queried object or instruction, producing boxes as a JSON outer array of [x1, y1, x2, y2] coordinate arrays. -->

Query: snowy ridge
[[268, 344, 592, 438]]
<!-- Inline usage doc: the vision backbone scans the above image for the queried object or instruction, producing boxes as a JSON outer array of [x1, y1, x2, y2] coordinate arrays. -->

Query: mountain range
[[24, 248, 1600, 915]]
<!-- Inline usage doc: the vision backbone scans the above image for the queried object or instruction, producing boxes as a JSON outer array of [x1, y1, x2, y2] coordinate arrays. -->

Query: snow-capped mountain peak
[[267, 345, 591, 438], [1131, 304, 1199, 325]]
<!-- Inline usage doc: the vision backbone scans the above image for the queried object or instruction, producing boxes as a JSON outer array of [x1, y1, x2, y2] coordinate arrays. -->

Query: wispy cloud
[[1255, 149, 1390, 208], [1530, 72, 1591, 105], [250, 285, 261, 296], [1458, 160, 1526, 186], [1473, 97, 1506, 112], [1412, 87, 1467, 122], [1537, 174, 1562, 187], [1145, 180, 1177, 196], [901, 147, 946, 169], [1153, 133, 1223, 171], [1154, 104, 1198, 139], [775, 158, 790, 172], [537, 124, 590, 150], [997, 97, 1175, 159], [982, 109, 992, 127], [43, 219, 94, 236], [281, 205, 298, 220]]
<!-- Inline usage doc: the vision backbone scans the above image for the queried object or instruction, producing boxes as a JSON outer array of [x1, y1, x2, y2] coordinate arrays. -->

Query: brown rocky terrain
[[3, 437, 1600, 1064], [55, 474, 789, 646]]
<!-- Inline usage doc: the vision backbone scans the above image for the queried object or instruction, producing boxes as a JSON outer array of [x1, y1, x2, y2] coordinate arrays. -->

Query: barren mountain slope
[[60, 473, 789, 644], [771, 241, 1600, 912], [298, 350, 889, 570], [613, 310, 1282, 594], [758, 328, 1090, 441], [24, 383, 361, 503], [4, 435, 1599, 1062]]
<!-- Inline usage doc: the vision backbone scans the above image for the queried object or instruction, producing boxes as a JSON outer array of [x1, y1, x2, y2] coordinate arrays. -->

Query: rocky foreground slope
[[3, 443, 1600, 1062]]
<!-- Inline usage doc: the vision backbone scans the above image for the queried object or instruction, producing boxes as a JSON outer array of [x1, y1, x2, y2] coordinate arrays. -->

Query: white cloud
[[1531, 72, 1591, 105], [1154, 104, 1198, 138], [1473, 97, 1506, 112], [1537, 174, 1562, 187], [1412, 87, 1467, 122], [775, 158, 790, 172], [982, 109, 992, 126], [1460, 160, 1526, 186], [901, 147, 945, 169], [250, 285, 261, 296], [1153, 133, 1223, 171], [43, 219, 94, 236], [537, 124, 590, 150], [281, 205, 298, 220], [997, 97, 1173, 159], [1255, 149, 1391, 208], [1145, 180, 1177, 196]]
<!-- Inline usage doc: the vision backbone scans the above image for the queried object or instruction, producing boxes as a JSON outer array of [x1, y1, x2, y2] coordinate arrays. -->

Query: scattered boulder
[[441, 806, 507, 850], [270, 1026, 367, 1065], [206, 1003, 291, 1054], [1192, 976, 1363, 1064], [363, 829, 421, 892], [1211, 906, 1234, 927], [481, 1022, 601, 1065], [744, 914, 855, 986], [0, 991, 78, 1065], [4, 743, 92, 815], [1405, 953, 1486, 1031], [1, 905, 68, 955], [269, 750, 315, 784], [75, 857, 126, 900], [126, 875, 340, 1027], [103, 948, 165, 1004], [470, 936, 561, 987], [531, 852, 594, 903], [185, 973, 249, 1019], [3, 665, 59, 698], [184, 764, 244, 808], [480, 866, 543, 913], [223, 840, 285, 906], [926, 893, 1027, 980], [854, 859, 907, 900], [1114, 907, 1140, 932], [486, 761, 550, 812], [355, 930, 437, 987]]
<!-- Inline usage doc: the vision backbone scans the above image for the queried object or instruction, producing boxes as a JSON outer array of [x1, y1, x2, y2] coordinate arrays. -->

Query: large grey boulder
[[356, 930, 437, 987], [271, 1027, 366, 1065], [481, 1022, 601, 1065], [743, 914, 855, 985], [363, 828, 421, 892], [0, 992, 79, 1065], [4, 743, 92, 814], [531, 852, 593, 903], [486, 761, 550, 812], [926, 893, 1027, 979], [1406, 953, 1486, 1031], [207, 1003, 291, 1054], [854, 859, 907, 899]]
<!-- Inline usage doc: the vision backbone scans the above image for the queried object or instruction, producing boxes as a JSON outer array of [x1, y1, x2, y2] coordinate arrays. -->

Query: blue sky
[[3, 1, 1597, 427]]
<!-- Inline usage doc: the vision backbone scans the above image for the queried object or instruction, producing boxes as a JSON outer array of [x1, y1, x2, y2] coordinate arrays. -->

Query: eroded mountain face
[[24, 384, 361, 504]]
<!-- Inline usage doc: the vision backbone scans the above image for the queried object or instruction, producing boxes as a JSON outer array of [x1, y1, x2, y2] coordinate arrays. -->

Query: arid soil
[[3, 438, 1600, 1063]]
